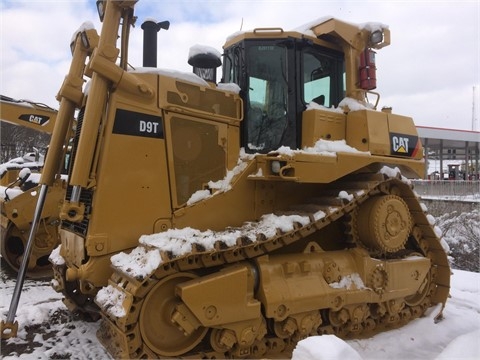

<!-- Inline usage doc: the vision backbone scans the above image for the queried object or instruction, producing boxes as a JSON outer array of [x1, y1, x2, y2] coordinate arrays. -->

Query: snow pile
[[186, 155, 250, 205], [329, 273, 368, 290], [110, 246, 162, 281], [313, 210, 327, 221], [306, 101, 344, 112], [338, 190, 354, 202], [208, 160, 249, 192], [70, 21, 95, 44], [94, 285, 126, 318], [436, 329, 480, 359], [426, 213, 436, 225], [0, 152, 46, 200], [0, 155, 44, 178], [18, 167, 31, 180], [306, 97, 375, 113], [293, 335, 363, 360], [186, 189, 211, 206], [305, 138, 368, 155], [129, 66, 240, 94], [130, 67, 210, 88], [275, 138, 370, 158], [359, 21, 389, 33], [294, 16, 335, 36], [110, 213, 313, 281], [295, 17, 388, 39], [48, 246, 65, 266], [0, 186, 23, 200], [338, 97, 374, 111], [379, 165, 412, 185], [216, 82, 241, 94], [188, 44, 221, 62]]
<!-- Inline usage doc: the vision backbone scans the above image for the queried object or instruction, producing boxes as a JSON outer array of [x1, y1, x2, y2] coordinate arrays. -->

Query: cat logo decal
[[390, 133, 419, 157]]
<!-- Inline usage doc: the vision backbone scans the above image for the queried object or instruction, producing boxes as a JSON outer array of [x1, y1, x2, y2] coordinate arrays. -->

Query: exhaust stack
[[141, 20, 170, 67]]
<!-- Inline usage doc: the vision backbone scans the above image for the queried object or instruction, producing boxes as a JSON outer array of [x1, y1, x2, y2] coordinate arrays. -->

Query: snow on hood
[[128, 67, 240, 94], [130, 67, 210, 87], [216, 82, 241, 94]]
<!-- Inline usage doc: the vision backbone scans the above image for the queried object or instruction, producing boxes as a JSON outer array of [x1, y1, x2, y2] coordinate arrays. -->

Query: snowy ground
[[1, 262, 479, 359]]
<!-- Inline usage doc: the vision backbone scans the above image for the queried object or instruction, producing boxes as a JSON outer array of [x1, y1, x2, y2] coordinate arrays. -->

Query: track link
[[96, 171, 450, 359]]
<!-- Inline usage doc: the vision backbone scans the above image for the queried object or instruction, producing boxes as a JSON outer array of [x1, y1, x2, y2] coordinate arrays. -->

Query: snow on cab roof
[[226, 17, 389, 44]]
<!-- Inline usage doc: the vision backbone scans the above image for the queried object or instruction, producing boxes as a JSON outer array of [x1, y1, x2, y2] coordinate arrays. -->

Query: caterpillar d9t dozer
[[1, 0, 450, 358]]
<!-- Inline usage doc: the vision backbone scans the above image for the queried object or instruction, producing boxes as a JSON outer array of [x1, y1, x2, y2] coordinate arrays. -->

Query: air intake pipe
[[141, 19, 170, 67]]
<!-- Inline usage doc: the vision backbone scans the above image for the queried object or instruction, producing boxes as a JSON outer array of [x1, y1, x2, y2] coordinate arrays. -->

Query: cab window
[[302, 47, 344, 108]]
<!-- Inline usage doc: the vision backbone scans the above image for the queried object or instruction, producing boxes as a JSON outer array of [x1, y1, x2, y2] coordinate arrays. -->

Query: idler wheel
[[139, 272, 207, 357], [357, 195, 412, 253], [0, 223, 53, 278]]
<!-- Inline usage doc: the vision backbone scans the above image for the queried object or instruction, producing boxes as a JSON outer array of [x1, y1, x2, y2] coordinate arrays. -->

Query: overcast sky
[[1, 0, 479, 131]]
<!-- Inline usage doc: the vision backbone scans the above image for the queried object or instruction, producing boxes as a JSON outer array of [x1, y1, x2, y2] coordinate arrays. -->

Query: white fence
[[411, 180, 480, 202]]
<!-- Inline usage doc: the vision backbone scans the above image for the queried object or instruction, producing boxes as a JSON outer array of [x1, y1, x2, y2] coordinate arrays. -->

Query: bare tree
[[1, 122, 50, 162], [437, 209, 480, 273]]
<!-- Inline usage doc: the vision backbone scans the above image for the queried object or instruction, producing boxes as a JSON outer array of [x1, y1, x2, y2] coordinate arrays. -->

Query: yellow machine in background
[[0, 95, 57, 134], [0, 97, 67, 278], [2, 1, 450, 359], [0, 96, 57, 185]]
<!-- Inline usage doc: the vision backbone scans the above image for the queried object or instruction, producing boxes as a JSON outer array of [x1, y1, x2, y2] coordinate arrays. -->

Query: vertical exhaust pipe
[[141, 20, 170, 67]]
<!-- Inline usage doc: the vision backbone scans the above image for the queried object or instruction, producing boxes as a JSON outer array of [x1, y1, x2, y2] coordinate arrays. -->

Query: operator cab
[[222, 30, 345, 153]]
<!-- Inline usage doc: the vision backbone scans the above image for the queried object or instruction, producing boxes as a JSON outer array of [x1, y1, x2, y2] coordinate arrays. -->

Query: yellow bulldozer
[[0, 96, 68, 278], [2, 1, 450, 359]]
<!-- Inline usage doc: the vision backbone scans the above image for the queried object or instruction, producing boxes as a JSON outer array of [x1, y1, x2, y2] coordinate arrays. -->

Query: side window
[[222, 45, 239, 84], [169, 117, 226, 206], [303, 51, 332, 106], [302, 48, 344, 108]]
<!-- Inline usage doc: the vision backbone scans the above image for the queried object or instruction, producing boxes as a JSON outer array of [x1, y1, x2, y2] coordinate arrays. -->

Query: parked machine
[[2, 1, 450, 359], [0, 96, 68, 278], [0, 95, 57, 185]]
